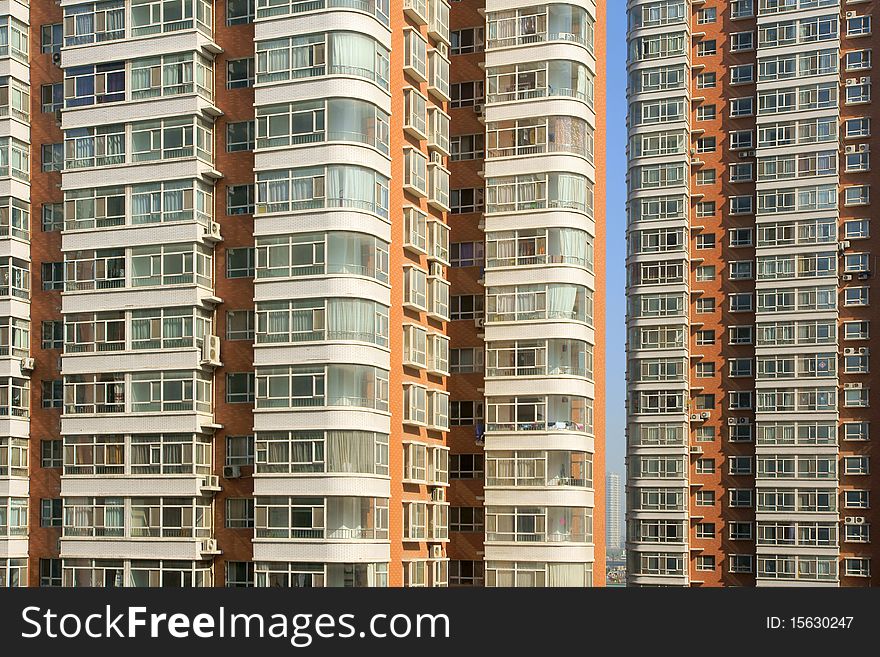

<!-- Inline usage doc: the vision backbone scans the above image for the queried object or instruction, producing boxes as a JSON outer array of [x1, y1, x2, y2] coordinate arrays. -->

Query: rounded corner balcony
[[254, 165, 390, 224], [485, 4, 596, 56], [255, 98, 390, 159], [485, 449, 593, 493], [252, 496, 391, 563], [255, 0, 391, 30], [484, 506, 593, 548], [486, 59, 594, 109], [254, 31, 390, 96], [485, 394, 594, 437]]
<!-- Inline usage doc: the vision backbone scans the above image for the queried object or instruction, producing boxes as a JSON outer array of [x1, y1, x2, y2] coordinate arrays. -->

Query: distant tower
[[606, 473, 622, 552]]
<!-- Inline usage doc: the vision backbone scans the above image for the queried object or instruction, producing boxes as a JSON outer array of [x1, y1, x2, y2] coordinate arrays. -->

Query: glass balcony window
[[64, 312, 124, 354], [0, 77, 29, 123], [255, 496, 389, 540], [485, 506, 592, 543], [255, 430, 389, 475], [131, 53, 214, 101], [64, 1, 125, 45], [256, 32, 390, 90], [757, 556, 837, 582], [256, 99, 389, 154], [757, 421, 836, 446], [427, 163, 450, 211], [0, 497, 27, 536], [487, 116, 594, 161], [427, 107, 450, 155], [487, 4, 594, 51], [486, 283, 593, 324], [485, 561, 590, 587], [0, 17, 28, 65], [64, 374, 125, 414], [0, 438, 27, 477], [487, 60, 593, 105], [486, 394, 593, 433], [64, 249, 126, 291], [403, 501, 447, 541], [0, 377, 27, 418], [0, 138, 28, 182], [63, 181, 213, 230], [130, 0, 213, 38], [126, 370, 213, 413], [255, 232, 389, 282], [131, 117, 213, 163], [0, 317, 26, 358], [130, 244, 212, 288], [253, 562, 388, 588], [0, 198, 28, 241], [486, 338, 592, 379], [255, 297, 389, 346], [428, 0, 449, 43], [65, 125, 126, 169], [486, 450, 592, 487], [427, 49, 450, 101], [486, 172, 593, 215], [129, 307, 211, 350], [486, 227, 593, 269], [256, 0, 390, 27], [255, 364, 389, 411], [256, 165, 389, 218], [0, 258, 29, 299]]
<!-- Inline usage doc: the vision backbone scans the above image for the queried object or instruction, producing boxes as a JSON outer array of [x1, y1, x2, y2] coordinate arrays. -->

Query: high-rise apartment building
[[626, 0, 877, 587], [606, 472, 621, 551], [0, 0, 605, 588]]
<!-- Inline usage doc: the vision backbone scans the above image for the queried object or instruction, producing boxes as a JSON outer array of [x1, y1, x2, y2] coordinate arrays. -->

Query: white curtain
[[330, 33, 373, 74], [328, 166, 372, 208], [548, 564, 584, 587], [327, 431, 373, 473], [327, 298, 371, 340], [554, 173, 585, 209], [548, 285, 577, 319]]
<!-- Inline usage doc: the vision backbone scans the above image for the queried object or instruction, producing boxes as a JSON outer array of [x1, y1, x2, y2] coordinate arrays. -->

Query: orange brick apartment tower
[[0, 0, 605, 588], [627, 0, 877, 587]]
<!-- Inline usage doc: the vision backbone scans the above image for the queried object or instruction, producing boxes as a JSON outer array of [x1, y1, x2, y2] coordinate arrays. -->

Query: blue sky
[[605, 5, 626, 479]]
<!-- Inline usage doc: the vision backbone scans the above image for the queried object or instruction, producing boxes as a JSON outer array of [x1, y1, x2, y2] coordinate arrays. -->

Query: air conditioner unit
[[474, 317, 485, 328], [690, 414, 701, 421], [861, 77, 870, 85], [843, 274, 853, 281], [727, 417, 737, 426], [429, 261, 443, 277], [431, 487, 445, 502], [847, 11, 857, 18], [436, 42, 448, 57], [859, 347, 870, 356], [205, 221, 221, 241], [200, 538, 219, 554], [223, 465, 241, 479], [473, 103, 483, 115], [845, 145, 857, 155], [845, 347, 857, 356], [844, 382, 863, 390], [852, 516, 866, 525], [54, 110, 63, 124], [738, 150, 755, 159], [839, 240, 852, 251], [847, 78, 858, 86], [858, 272, 870, 280], [201, 335, 221, 366], [52, 52, 61, 66], [19, 357, 34, 373], [859, 143, 870, 153], [738, 417, 749, 425], [689, 445, 703, 454], [431, 544, 443, 559], [430, 150, 443, 164], [700, 411, 710, 419]]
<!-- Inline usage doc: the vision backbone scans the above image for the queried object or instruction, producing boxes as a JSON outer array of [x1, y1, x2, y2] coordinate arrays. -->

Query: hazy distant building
[[606, 473, 622, 551]]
